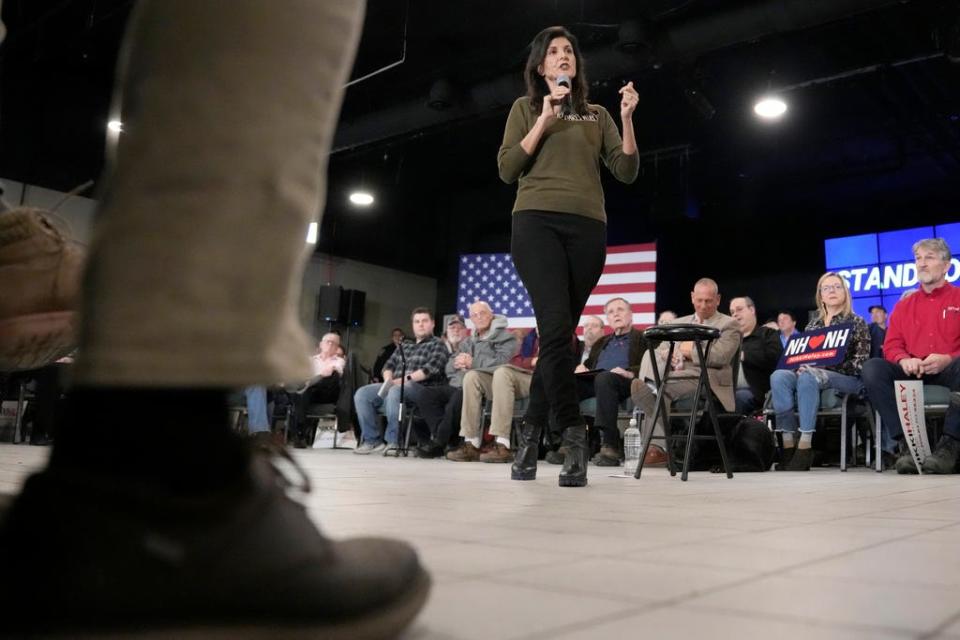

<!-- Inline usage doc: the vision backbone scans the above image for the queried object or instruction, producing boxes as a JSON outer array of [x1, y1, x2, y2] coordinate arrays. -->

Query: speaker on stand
[[340, 289, 366, 351], [318, 284, 343, 334]]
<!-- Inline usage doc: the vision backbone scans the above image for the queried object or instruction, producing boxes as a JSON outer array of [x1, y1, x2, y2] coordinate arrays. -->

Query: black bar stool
[[635, 323, 733, 481]]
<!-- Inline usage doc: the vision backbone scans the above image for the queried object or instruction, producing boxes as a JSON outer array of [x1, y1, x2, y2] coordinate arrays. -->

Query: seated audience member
[[408, 314, 471, 457], [449, 328, 536, 463], [863, 238, 960, 474], [231, 385, 271, 442], [287, 332, 346, 447], [777, 310, 800, 348], [576, 297, 649, 466], [435, 302, 516, 459], [656, 310, 677, 325], [353, 308, 448, 454], [868, 304, 888, 359], [441, 314, 466, 353], [631, 278, 740, 450], [729, 296, 782, 414], [578, 315, 605, 365], [770, 273, 870, 471], [370, 327, 404, 383]]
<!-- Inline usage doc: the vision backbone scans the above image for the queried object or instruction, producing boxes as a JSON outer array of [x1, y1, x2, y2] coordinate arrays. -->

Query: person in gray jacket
[[417, 302, 517, 458]]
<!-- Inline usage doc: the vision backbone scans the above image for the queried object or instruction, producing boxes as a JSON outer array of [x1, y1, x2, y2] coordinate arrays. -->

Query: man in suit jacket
[[576, 298, 649, 466], [631, 278, 741, 439]]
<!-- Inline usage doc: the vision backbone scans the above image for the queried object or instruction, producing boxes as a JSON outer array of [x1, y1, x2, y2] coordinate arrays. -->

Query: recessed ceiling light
[[107, 120, 123, 132], [753, 97, 787, 120], [349, 191, 374, 206]]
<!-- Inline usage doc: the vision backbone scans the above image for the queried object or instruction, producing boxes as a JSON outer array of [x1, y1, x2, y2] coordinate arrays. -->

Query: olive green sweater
[[497, 97, 639, 223]]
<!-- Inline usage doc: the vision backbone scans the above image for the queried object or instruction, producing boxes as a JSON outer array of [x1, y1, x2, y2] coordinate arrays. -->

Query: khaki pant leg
[[74, 0, 365, 386], [459, 370, 493, 439], [490, 367, 531, 440]]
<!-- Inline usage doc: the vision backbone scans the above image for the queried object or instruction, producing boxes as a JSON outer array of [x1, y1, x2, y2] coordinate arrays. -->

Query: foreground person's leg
[[0, 1, 430, 636]]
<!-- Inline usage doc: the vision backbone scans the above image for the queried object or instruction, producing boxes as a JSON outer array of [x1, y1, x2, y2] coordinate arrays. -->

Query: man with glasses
[[438, 301, 517, 460]]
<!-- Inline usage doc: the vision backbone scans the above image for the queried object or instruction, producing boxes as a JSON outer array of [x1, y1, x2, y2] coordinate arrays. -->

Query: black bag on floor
[[669, 413, 774, 473], [722, 416, 775, 472]]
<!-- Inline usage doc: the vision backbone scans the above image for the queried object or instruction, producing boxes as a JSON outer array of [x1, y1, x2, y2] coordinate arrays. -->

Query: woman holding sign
[[770, 272, 871, 470]]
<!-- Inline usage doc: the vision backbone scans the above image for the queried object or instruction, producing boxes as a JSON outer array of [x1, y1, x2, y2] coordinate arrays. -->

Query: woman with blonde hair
[[770, 272, 871, 471]]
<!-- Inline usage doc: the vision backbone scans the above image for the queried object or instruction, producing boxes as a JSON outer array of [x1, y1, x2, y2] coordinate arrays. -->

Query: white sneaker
[[382, 443, 399, 456], [353, 441, 387, 455], [336, 430, 357, 449]]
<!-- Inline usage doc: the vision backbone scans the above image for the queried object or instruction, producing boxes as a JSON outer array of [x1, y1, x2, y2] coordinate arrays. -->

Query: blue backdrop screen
[[824, 223, 960, 320]]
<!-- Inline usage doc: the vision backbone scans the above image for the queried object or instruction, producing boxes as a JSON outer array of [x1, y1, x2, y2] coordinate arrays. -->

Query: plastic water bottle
[[623, 410, 642, 476]]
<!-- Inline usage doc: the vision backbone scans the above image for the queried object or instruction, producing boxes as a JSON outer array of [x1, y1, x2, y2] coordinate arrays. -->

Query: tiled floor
[[2, 444, 959, 639]]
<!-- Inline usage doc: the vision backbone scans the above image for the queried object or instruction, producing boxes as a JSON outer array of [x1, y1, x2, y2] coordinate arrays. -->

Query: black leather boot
[[558, 425, 588, 487], [511, 421, 542, 481]]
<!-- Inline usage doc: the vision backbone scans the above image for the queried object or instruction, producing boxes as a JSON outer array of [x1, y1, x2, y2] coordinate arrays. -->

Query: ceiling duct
[[333, 0, 904, 153]]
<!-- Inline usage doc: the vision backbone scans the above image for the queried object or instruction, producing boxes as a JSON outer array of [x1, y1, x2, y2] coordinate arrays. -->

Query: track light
[[753, 97, 787, 120], [349, 191, 374, 206]]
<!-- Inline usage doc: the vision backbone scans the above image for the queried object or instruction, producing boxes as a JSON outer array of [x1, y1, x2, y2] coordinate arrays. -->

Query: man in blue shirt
[[777, 310, 800, 348], [576, 298, 649, 466]]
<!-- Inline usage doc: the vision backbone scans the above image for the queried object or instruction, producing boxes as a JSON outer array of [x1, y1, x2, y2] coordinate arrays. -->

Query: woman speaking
[[498, 26, 639, 487]]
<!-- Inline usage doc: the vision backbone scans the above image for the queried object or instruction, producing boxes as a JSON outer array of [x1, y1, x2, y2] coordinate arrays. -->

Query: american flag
[[456, 243, 656, 333]]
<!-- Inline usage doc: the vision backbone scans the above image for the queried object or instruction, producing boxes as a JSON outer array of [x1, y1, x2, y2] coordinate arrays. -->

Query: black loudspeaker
[[318, 284, 343, 322], [342, 289, 366, 327]]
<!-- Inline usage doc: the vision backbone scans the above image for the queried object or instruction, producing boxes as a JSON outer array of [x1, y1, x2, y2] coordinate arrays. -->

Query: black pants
[[406, 384, 462, 446], [511, 210, 606, 431], [577, 371, 632, 446], [289, 376, 340, 440]]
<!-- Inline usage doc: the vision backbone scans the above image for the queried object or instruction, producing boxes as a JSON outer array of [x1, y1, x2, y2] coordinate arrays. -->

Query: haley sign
[[777, 324, 853, 369]]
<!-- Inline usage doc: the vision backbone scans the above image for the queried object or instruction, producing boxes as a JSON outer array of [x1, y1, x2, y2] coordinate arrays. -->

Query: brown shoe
[[643, 444, 668, 467], [591, 445, 622, 467], [446, 442, 480, 462], [0, 208, 85, 370], [479, 442, 513, 463]]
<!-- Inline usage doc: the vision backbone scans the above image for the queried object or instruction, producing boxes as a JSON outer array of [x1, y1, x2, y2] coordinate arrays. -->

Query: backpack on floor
[[668, 414, 774, 473]]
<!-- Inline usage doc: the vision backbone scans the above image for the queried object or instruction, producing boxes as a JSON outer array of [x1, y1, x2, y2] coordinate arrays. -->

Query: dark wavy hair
[[524, 26, 590, 116]]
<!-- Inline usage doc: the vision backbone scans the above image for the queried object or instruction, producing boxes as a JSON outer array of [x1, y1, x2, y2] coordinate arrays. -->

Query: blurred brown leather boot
[[0, 208, 85, 370]]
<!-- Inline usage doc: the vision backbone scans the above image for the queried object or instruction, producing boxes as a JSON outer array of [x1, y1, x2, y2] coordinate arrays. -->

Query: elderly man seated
[[433, 301, 516, 460], [284, 332, 346, 447], [575, 297, 649, 466], [447, 327, 536, 463]]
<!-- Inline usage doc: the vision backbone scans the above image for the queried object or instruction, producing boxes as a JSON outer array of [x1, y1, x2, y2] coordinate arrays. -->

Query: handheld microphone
[[556, 74, 572, 117]]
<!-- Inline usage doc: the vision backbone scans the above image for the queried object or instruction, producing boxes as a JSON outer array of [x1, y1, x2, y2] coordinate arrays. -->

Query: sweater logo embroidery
[[560, 112, 598, 122]]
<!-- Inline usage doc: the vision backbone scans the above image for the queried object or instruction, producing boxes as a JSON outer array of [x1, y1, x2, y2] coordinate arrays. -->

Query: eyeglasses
[[819, 284, 844, 293]]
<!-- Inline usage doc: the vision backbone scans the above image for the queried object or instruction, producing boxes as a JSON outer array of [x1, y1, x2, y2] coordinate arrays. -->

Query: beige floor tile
[[685, 573, 960, 634], [545, 604, 913, 640], [786, 537, 960, 588], [414, 578, 635, 640], [1, 444, 958, 638], [493, 555, 756, 603]]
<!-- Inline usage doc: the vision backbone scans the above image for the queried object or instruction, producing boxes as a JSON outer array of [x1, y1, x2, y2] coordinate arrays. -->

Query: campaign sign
[[777, 324, 853, 370], [894, 380, 933, 472]]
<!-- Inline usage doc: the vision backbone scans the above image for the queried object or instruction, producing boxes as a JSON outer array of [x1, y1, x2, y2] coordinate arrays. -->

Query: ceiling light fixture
[[107, 120, 123, 132], [753, 97, 787, 120], [349, 191, 374, 206], [306, 222, 318, 244]]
